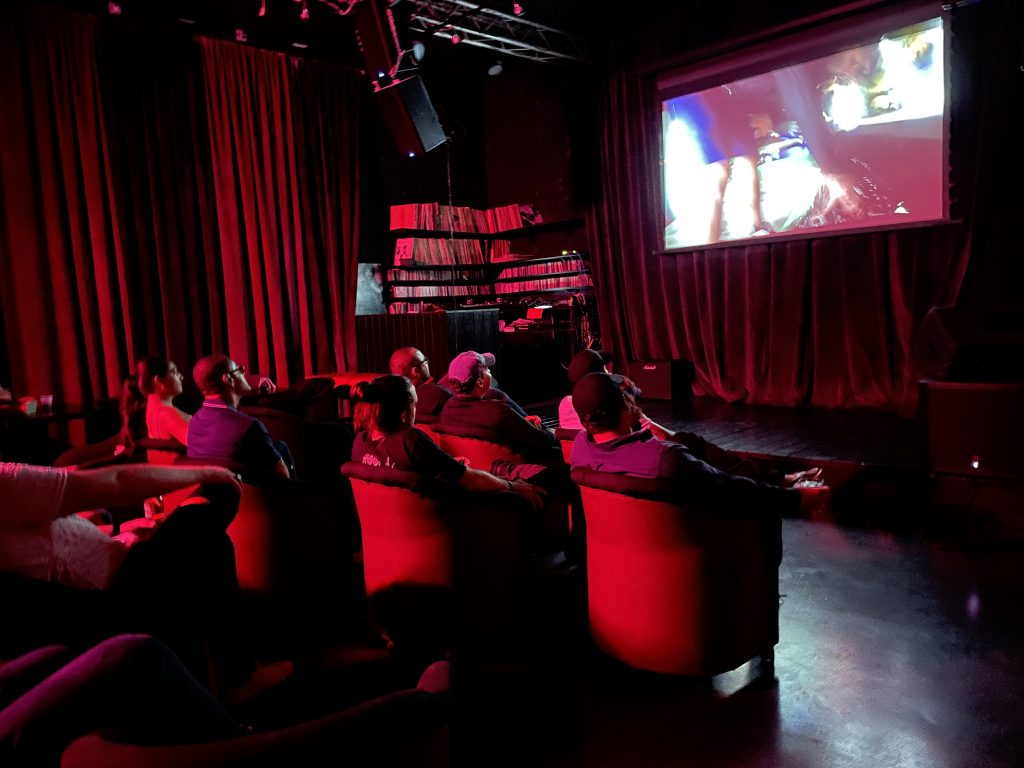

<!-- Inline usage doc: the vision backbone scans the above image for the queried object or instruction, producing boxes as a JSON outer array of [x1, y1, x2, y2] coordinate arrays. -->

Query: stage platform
[[642, 397, 922, 470]]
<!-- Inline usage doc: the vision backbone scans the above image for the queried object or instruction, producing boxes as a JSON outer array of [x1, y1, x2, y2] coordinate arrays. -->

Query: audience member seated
[[125, 356, 191, 464], [569, 372, 829, 522], [0, 633, 451, 768], [388, 347, 452, 424], [435, 349, 532, 418], [350, 375, 544, 509], [0, 461, 292, 699], [570, 365, 824, 489], [187, 354, 295, 478], [437, 351, 561, 465], [558, 348, 613, 430]]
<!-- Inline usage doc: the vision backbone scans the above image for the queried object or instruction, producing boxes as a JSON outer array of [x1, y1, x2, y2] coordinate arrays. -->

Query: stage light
[[411, 40, 426, 61], [259, 0, 266, 17], [513, 2, 524, 16], [300, 1, 310, 20], [487, 60, 503, 76], [450, 32, 462, 44]]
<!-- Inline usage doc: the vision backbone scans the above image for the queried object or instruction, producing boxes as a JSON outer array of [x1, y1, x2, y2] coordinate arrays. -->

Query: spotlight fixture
[[411, 39, 426, 62], [300, 1, 310, 20], [512, 2, 524, 16], [235, 28, 248, 42], [107, 1, 122, 14], [258, 0, 266, 17], [450, 32, 462, 44], [487, 60, 503, 76]]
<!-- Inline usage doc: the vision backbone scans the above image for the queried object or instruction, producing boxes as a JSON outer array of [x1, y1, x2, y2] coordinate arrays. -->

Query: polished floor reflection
[[474, 519, 1024, 768]]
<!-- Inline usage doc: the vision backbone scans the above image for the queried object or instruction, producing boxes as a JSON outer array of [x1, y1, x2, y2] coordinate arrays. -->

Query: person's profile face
[[159, 363, 184, 397], [410, 353, 430, 383], [224, 361, 251, 393]]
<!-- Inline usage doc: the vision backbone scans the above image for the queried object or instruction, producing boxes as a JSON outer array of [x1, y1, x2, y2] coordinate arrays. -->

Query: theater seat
[[554, 428, 579, 463], [341, 462, 528, 655], [432, 433, 526, 472], [239, 406, 353, 481], [571, 467, 779, 677]]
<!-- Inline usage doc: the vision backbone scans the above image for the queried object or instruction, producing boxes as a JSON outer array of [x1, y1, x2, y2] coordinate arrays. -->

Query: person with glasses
[[389, 346, 531, 423], [388, 347, 452, 423], [187, 355, 294, 478]]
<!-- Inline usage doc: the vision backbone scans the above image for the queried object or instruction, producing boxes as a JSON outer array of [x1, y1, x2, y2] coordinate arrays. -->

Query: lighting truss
[[404, 0, 588, 64]]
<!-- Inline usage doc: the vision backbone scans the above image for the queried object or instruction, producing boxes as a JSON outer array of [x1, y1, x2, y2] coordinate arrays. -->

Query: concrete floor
[[462, 519, 1024, 768]]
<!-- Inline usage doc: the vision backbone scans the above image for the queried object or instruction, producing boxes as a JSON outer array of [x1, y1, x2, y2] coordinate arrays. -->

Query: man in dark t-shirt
[[352, 426, 466, 484]]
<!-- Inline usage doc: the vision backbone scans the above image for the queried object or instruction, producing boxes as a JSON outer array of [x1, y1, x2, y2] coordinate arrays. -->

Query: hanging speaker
[[374, 75, 446, 156], [355, 0, 445, 156]]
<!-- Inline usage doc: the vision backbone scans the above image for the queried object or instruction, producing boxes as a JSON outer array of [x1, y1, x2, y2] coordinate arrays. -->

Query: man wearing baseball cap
[[571, 372, 827, 508], [437, 350, 561, 464]]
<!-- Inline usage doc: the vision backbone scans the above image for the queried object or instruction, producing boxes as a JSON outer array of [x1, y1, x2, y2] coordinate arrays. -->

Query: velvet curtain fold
[[586, 0, 1014, 413], [0, 6, 361, 405]]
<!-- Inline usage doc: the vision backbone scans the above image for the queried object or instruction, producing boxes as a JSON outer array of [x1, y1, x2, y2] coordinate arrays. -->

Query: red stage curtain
[[586, 1, 1017, 413], [0, 6, 361, 405]]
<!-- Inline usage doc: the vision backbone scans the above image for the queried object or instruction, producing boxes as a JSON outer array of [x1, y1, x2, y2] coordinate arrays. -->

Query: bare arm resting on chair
[[57, 465, 241, 520]]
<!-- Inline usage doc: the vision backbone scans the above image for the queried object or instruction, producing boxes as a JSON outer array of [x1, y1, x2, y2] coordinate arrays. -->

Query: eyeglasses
[[226, 364, 247, 378], [415, 358, 429, 368]]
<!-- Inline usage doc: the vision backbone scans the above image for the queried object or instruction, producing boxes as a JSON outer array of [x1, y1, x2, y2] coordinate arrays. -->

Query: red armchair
[[341, 462, 528, 654], [433, 433, 526, 471], [571, 467, 780, 676]]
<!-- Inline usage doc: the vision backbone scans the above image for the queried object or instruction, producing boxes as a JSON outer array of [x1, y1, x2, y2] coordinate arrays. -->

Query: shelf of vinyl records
[[389, 202, 573, 235], [385, 254, 592, 314]]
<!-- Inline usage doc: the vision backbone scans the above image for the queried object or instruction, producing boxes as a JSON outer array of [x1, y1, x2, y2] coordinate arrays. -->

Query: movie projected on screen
[[661, 16, 946, 251]]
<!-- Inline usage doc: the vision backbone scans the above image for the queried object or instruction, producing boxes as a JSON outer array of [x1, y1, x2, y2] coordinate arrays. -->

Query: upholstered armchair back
[[571, 467, 780, 676]]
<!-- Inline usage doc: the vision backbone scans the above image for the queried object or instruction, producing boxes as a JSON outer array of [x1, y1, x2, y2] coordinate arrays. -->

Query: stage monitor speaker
[[625, 360, 695, 400], [374, 76, 446, 156], [922, 381, 1024, 481], [917, 306, 1024, 382]]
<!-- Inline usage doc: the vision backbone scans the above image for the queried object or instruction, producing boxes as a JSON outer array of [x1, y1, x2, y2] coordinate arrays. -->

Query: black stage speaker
[[917, 306, 1024, 382], [922, 381, 1024, 481], [374, 76, 446, 156], [625, 360, 695, 400], [355, 0, 444, 156]]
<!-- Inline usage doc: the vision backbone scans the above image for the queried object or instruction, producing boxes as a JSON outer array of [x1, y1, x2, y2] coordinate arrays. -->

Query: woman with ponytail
[[351, 375, 543, 507]]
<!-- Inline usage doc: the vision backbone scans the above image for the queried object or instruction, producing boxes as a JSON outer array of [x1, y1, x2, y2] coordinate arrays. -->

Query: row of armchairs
[[344, 430, 780, 678]]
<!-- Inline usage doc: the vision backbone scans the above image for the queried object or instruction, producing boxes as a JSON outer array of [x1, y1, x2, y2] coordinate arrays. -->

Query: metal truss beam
[[404, 0, 588, 64]]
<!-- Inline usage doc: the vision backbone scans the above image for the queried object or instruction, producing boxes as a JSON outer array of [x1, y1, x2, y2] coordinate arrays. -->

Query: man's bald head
[[389, 347, 430, 385]]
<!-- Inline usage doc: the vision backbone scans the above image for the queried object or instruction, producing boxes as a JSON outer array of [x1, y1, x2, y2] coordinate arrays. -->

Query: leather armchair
[[341, 462, 528, 655], [571, 467, 780, 676]]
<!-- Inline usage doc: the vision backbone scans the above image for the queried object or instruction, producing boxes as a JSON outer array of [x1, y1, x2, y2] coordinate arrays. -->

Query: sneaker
[[225, 659, 294, 707]]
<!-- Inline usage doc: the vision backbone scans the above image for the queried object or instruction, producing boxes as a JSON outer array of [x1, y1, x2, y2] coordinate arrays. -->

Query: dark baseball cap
[[572, 372, 628, 428], [568, 349, 612, 384]]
